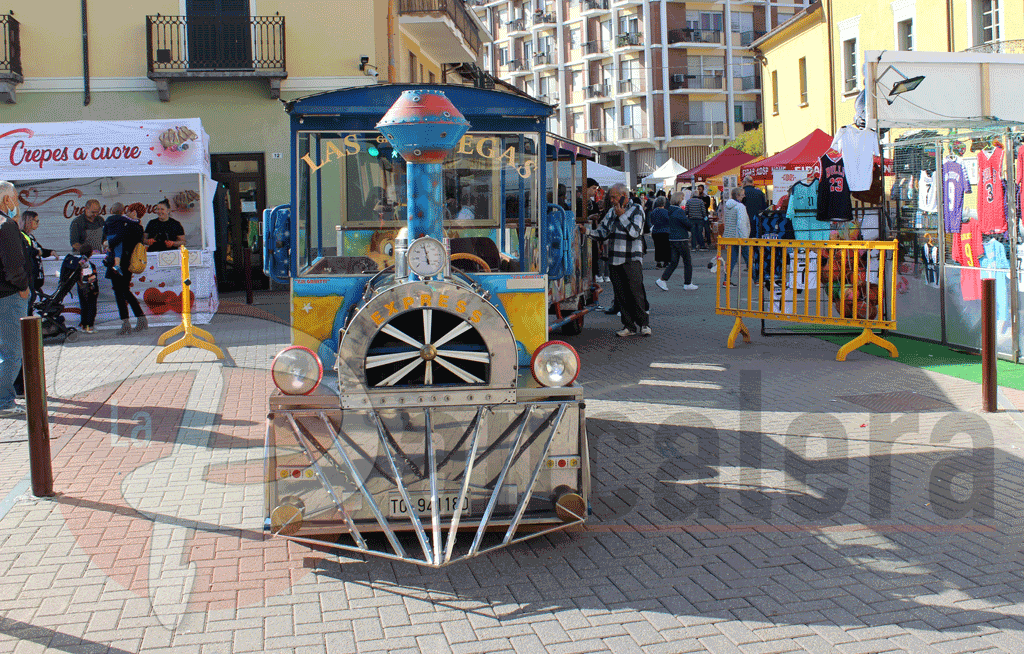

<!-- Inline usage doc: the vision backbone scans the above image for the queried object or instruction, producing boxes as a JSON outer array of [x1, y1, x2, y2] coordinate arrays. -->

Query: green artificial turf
[[813, 332, 1024, 391]]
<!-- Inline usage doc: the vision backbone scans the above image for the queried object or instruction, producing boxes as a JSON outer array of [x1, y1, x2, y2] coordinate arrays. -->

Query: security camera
[[359, 55, 370, 71], [370, 68, 379, 78]]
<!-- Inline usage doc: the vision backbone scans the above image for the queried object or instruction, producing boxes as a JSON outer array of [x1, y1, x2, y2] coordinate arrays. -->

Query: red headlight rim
[[271, 345, 324, 395], [530, 340, 580, 387]]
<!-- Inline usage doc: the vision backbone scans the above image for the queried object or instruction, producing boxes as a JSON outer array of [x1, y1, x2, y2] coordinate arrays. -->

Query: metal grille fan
[[364, 308, 489, 387]]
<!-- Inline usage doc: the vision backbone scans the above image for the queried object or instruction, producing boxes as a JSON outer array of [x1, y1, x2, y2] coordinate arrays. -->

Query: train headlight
[[272, 346, 323, 395], [531, 340, 580, 388]]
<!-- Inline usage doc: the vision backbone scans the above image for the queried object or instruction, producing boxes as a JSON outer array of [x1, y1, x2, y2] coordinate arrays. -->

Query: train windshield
[[295, 131, 541, 275]]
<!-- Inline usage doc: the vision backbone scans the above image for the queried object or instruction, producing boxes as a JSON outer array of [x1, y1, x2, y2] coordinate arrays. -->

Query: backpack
[[128, 242, 148, 274]]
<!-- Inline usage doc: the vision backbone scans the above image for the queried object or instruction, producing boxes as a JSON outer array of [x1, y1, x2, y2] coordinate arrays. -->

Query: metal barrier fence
[[715, 237, 900, 361]]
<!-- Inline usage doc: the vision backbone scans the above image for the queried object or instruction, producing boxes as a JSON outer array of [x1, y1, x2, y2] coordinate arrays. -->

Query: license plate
[[387, 492, 471, 517]]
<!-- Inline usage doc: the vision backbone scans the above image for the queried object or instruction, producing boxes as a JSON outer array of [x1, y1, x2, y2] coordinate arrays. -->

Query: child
[[77, 243, 100, 333]]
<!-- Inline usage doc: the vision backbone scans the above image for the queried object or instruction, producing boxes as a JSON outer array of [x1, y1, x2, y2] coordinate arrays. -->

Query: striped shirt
[[591, 202, 645, 266], [685, 196, 707, 224]]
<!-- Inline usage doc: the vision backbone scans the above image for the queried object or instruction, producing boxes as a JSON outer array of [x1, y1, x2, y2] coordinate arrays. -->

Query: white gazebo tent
[[641, 158, 688, 187], [0, 118, 219, 326]]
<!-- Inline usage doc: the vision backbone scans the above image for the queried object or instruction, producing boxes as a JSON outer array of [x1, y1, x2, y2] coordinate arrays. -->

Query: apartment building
[[753, 0, 1024, 155], [0, 0, 486, 288], [470, 0, 802, 183]]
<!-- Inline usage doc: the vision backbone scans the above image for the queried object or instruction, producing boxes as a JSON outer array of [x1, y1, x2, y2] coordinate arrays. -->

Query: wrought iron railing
[[534, 12, 557, 24], [669, 74, 724, 90], [507, 18, 527, 32], [616, 32, 643, 47], [509, 59, 531, 72], [534, 51, 554, 66], [0, 15, 23, 78], [739, 74, 761, 91], [965, 39, 1024, 53], [671, 121, 726, 136], [399, 0, 482, 54], [582, 0, 610, 10], [667, 28, 722, 45], [146, 15, 285, 73], [619, 125, 647, 140], [618, 78, 645, 94], [586, 128, 612, 142], [586, 83, 611, 98], [583, 41, 602, 55]]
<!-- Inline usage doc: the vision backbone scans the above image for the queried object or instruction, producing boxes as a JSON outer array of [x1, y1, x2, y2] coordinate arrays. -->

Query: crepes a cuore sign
[[0, 119, 210, 180]]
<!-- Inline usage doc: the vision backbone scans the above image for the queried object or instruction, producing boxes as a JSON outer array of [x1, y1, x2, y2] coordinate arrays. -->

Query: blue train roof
[[284, 84, 553, 121]]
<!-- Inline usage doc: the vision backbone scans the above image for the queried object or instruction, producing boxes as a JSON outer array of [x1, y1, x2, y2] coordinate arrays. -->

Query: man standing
[[0, 181, 30, 418], [591, 183, 650, 337], [686, 188, 709, 251], [741, 175, 768, 234], [70, 198, 106, 254], [144, 199, 186, 252]]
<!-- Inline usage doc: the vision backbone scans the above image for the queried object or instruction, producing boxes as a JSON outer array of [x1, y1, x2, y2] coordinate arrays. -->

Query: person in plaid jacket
[[590, 183, 651, 337]]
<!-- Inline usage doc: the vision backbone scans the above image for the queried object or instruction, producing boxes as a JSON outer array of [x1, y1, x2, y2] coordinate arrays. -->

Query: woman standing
[[105, 202, 148, 335], [19, 211, 52, 315], [648, 196, 670, 268]]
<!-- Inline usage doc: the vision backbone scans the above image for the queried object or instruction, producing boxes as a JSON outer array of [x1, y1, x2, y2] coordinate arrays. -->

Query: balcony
[[0, 16, 23, 104], [619, 125, 648, 140], [585, 128, 613, 143], [667, 28, 723, 45], [509, 59, 532, 73], [534, 51, 556, 68], [583, 41, 604, 57], [738, 75, 761, 91], [965, 39, 1024, 53], [669, 73, 724, 91], [616, 32, 643, 47], [618, 78, 645, 94], [399, 0, 483, 63], [534, 12, 557, 25], [671, 121, 726, 137], [585, 83, 611, 99], [581, 0, 610, 14], [540, 92, 560, 104], [146, 15, 286, 102], [740, 30, 767, 46], [507, 17, 529, 35]]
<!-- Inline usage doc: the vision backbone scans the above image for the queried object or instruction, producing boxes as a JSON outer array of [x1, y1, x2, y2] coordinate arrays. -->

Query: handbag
[[128, 242, 148, 274]]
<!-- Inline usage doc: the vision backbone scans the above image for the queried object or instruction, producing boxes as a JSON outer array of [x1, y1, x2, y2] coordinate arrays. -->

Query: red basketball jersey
[[977, 147, 1006, 233], [953, 218, 982, 301]]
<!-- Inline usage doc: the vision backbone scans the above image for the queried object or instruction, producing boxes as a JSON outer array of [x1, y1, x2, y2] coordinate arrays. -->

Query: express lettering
[[370, 294, 479, 326]]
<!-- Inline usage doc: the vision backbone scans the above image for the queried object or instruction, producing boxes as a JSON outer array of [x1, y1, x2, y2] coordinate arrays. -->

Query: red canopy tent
[[740, 129, 833, 182], [676, 147, 758, 183]]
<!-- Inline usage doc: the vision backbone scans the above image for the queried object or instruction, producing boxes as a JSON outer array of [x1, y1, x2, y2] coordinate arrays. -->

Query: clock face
[[407, 237, 447, 277]]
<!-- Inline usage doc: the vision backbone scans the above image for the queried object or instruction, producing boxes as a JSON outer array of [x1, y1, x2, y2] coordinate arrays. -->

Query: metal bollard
[[20, 316, 53, 496], [981, 278, 997, 412]]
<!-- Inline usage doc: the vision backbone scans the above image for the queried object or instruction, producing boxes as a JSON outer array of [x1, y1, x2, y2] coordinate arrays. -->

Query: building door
[[187, 0, 252, 70], [211, 153, 267, 292]]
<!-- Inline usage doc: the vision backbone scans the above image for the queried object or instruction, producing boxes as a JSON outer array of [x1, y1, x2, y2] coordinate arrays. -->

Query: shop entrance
[[211, 153, 267, 292]]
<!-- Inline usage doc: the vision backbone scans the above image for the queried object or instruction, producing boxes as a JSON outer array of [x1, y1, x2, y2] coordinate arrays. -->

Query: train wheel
[[561, 297, 584, 336]]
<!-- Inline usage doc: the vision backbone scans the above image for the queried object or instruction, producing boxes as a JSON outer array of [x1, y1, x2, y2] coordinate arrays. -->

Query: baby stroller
[[33, 256, 82, 343]]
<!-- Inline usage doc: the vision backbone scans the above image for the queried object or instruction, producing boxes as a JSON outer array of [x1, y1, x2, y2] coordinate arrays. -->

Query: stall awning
[[0, 118, 211, 181], [642, 158, 688, 185], [740, 129, 833, 181], [677, 147, 758, 182]]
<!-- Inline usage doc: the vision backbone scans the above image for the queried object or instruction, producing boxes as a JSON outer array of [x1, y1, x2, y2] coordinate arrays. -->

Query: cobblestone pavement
[[2, 256, 1024, 653]]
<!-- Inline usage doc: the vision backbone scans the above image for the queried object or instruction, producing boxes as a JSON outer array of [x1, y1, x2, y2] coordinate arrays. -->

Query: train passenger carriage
[[263, 85, 596, 566]]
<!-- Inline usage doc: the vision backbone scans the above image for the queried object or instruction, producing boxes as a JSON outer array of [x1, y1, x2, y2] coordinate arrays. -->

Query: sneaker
[[118, 319, 132, 335], [0, 405, 27, 418], [684, 284, 699, 290], [616, 327, 638, 337], [135, 315, 148, 332], [656, 279, 668, 291], [640, 325, 652, 336]]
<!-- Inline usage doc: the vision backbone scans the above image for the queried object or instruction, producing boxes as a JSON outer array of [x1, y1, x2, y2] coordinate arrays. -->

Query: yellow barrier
[[156, 247, 224, 363], [714, 237, 899, 361]]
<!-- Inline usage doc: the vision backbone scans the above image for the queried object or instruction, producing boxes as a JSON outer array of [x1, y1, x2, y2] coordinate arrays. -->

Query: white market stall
[[641, 158, 688, 187], [0, 119, 218, 328]]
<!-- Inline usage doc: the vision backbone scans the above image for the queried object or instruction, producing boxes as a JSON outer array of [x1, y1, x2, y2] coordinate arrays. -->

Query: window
[[798, 57, 808, 105], [569, 70, 581, 91], [499, 46, 510, 66], [731, 12, 753, 33], [570, 27, 581, 50], [974, 0, 1000, 44], [771, 70, 779, 114], [618, 14, 639, 35], [496, 9, 508, 29], [897, 19, 913, 50], [600, 20, 612, 48], [549, 115, 561, 136], [686, 11, 724, 32], [525, 78, 535, 96], [409, 53, 418, 83], [687, 55, 724, 77], [622, 104, 640, 126], [429, 71, 435, 83], [843, 38, 857, 93], [420, 64, 424, 83], [572, 111, 584, 136], [523, 40, 534, 61], [734, 101, 758, 122]]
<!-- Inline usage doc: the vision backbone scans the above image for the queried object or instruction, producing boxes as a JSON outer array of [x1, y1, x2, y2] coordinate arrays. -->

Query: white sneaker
[[616, 327, 637, 337], [640, 325, 652, 336], [684, 284, 699, 290], [656, 279, 668, 291]]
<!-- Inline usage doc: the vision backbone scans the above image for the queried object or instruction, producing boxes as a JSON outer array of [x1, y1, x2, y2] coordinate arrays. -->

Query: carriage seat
[[449, 237, 502, 272], [306, 256, 378, 275]]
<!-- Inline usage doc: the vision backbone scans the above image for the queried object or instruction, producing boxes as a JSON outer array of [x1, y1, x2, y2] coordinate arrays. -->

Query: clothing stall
[[0, 118, 219, 327], [866, 50, 1024, 361]]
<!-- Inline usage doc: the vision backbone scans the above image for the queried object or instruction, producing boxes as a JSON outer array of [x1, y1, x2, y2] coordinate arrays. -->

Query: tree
[[712, 125, 764, 157]]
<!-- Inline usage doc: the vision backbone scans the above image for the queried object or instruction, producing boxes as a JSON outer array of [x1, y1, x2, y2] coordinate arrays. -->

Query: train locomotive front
[[265, 88, 591, 567]]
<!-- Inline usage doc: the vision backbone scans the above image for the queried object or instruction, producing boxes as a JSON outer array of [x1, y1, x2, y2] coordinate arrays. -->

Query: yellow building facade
[[0, 0, 485, 288], [753, 0, 1024, 155]]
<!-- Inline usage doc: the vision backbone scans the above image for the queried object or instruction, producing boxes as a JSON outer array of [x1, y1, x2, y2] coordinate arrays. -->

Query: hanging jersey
[[977, 147, 1006, 233], [919, 170, 938, 213], [942, 158, 971, 233], [952, 218, 982, 301], [829, 126, 880, 192], [816, 153, 853, 222]]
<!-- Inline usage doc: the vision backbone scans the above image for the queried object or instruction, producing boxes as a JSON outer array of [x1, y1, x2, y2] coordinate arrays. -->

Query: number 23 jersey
[[816, 153, 853, 222], [977, 146, 1006, 233]]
